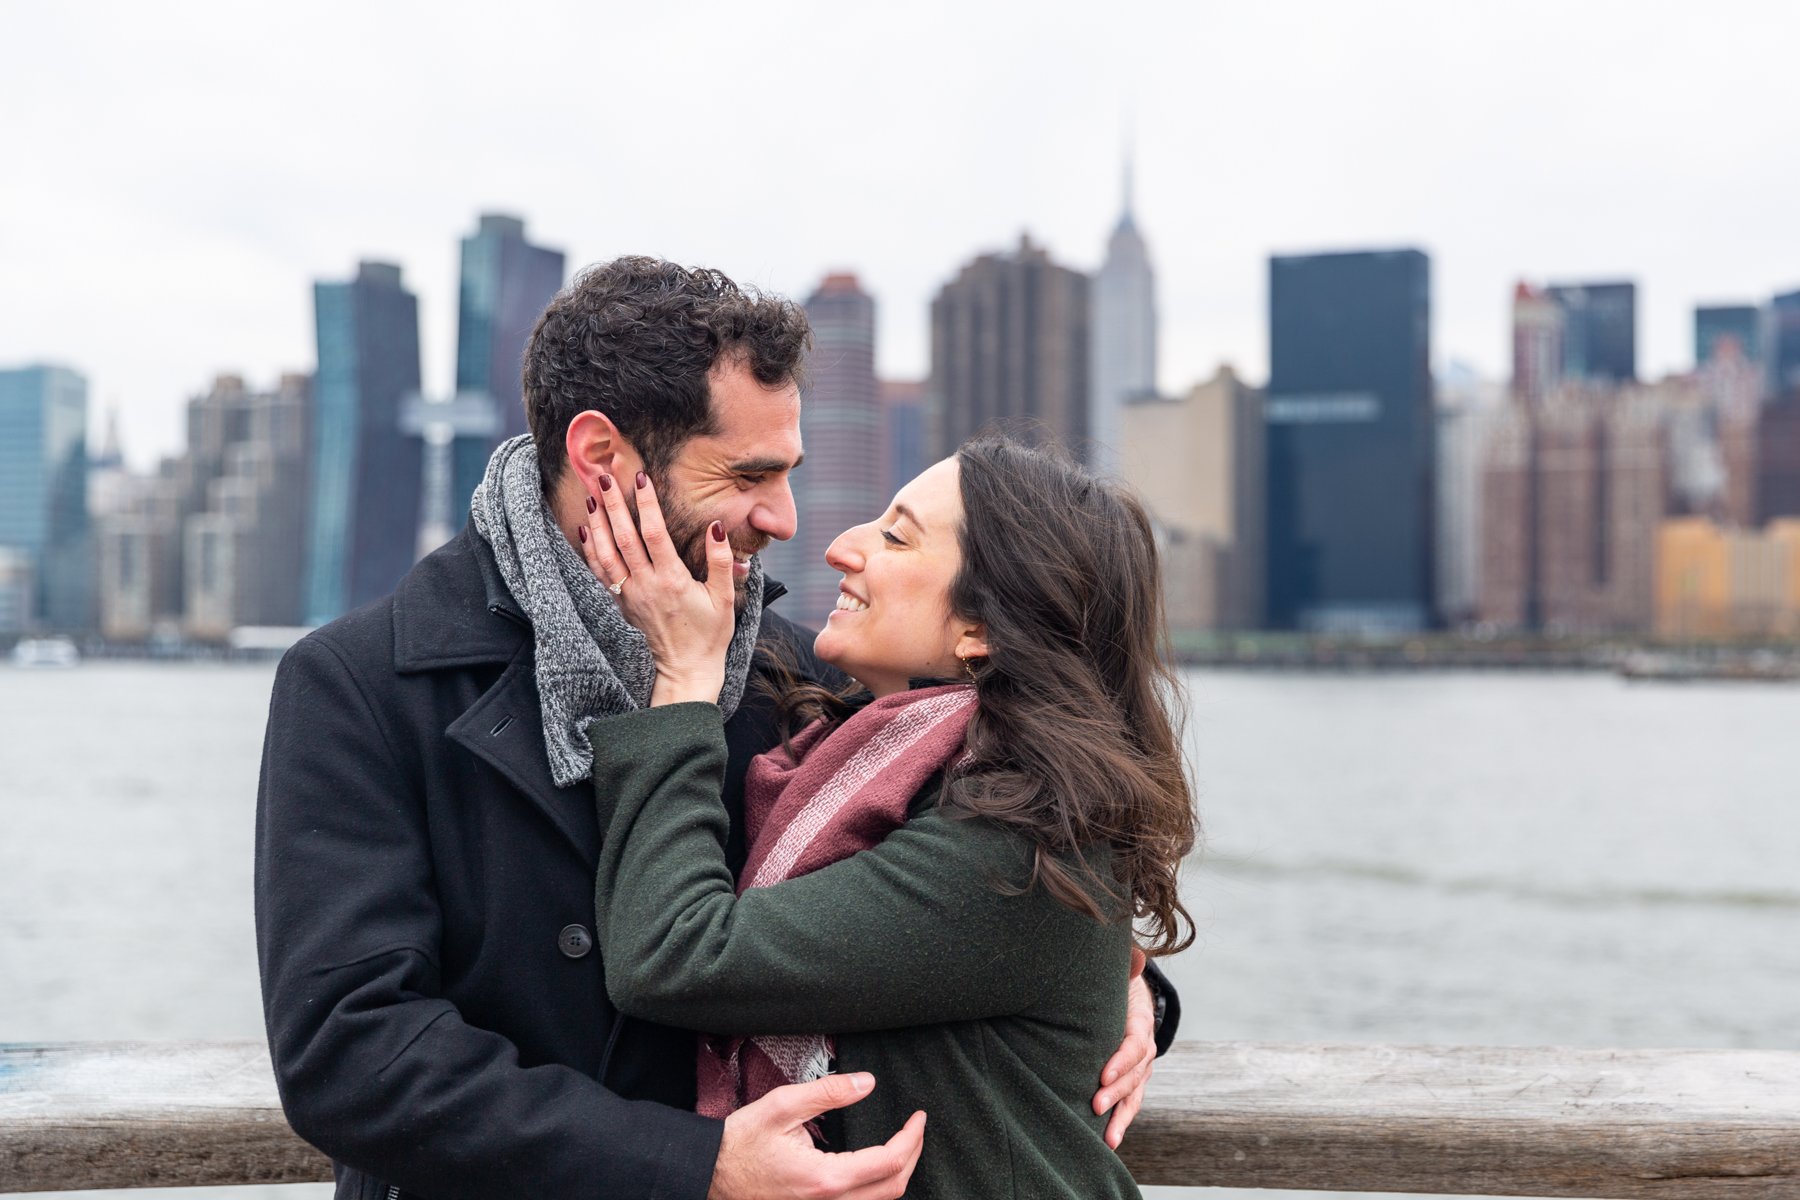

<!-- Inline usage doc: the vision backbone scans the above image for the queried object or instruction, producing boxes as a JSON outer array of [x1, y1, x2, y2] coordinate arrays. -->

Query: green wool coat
[[591, 702, 1142, 1199]]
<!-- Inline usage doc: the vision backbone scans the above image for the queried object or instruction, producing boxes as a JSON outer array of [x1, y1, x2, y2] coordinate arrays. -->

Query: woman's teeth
[[835, 593, 868, 613]]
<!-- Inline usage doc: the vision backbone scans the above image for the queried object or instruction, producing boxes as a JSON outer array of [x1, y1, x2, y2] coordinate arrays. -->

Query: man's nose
[[751, 478, 799, 543]]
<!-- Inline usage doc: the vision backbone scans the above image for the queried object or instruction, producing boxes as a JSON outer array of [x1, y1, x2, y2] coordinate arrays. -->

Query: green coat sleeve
[[591, 703, 1113, 1035]]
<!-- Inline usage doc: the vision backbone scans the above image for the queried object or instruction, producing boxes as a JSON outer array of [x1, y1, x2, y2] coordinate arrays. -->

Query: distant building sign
[[1264, 393, 1382, 424]]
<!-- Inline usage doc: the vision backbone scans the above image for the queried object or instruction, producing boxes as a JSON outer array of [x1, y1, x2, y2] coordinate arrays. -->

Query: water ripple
[[1206, 855, 1800, 912]]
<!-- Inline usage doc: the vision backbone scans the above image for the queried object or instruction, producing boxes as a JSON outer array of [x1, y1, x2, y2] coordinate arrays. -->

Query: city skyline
[[7, 1, 1799, 468], [10, 239, 1798, 640]]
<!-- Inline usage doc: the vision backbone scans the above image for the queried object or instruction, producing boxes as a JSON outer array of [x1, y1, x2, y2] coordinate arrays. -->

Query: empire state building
[[1089, 158, 1159, 475]]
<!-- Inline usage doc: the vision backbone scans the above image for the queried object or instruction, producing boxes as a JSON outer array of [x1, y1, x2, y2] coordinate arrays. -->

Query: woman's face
[[813, 457, 986, 697]]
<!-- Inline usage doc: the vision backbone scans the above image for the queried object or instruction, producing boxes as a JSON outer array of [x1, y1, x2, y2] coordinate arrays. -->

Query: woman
[[580, 437, 1197, 1198]]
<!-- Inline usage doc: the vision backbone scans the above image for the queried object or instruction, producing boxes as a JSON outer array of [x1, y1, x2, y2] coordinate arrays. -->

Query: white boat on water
[[10, 637, 80, 668]]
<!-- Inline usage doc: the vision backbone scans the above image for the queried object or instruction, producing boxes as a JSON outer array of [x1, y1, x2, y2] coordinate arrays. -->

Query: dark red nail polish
[[710, 521, 725, 542], [586, 495, 597, 514], [599, 474, 613, 492], [578, 525, 587, 544], [636, 471, 648, 490]]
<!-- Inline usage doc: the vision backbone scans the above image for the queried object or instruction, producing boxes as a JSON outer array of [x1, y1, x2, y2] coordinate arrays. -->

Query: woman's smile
[[813, 457, 982, 696]]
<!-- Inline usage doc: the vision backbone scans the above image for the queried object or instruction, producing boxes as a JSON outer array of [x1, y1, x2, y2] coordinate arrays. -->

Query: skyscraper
[[450, 214, 566, 525], [87, 407, 130, 516], [1089, 158, 1157, 475], [0, 364, 93, 631], [1478, 403, 1534, 629], [0, 548, 30, 634], [1264, 249, 1434, 632], [1531, 386, 1670, 633], [1120, 366, 1264, 633], [929, 234, 1090, 461], [1694, 304, 1762, 369], [182, 374, 312, 639], [1435, 366, 1504, 628], [1703, 341, 1764, 528], [1546, 281, 1636, 383], [1756, 393, 1800, 523], [759, 274, 883, 627], [1480, 380, 1680, 633], [879, 379, 928, 501], [1769, 289, 1800, 398], [303, 261, 423, 626], [1760, 290, 1800, 522], [96, 475, 183, 643], [1511, 282, 1562, 407], [406, 391, 500, 560]]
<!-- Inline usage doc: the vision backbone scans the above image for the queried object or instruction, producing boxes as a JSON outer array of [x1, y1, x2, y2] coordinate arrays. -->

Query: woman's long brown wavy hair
[[770, 436, 1199, 956]]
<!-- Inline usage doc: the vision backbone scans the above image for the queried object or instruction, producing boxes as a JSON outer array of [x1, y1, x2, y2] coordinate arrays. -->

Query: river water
[[2, 663, 1796, 1199]]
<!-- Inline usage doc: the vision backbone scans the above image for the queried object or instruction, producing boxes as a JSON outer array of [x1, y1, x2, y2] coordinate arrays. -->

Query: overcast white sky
[[5, 0, 1798, 467]]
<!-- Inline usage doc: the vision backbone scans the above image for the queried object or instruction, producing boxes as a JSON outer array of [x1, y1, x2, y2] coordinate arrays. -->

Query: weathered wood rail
[[2, 1040, 1796, 1196]]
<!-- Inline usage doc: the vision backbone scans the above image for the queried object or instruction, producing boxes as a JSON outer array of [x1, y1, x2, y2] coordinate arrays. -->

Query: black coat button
[[557, 924, 593, 959]]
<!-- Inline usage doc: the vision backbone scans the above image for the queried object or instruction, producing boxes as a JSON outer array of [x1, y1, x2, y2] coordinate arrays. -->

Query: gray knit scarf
[[470, 435, 765, 787]]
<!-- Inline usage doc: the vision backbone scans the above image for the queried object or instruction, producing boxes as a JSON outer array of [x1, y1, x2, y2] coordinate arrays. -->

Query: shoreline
[[1170, 633, 1800, 679], [7, 632, 1800, 681]]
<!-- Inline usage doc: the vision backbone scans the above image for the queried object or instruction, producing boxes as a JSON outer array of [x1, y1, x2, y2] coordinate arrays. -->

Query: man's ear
[[565, 410, 641, 486], [954, 626, 990, 661]]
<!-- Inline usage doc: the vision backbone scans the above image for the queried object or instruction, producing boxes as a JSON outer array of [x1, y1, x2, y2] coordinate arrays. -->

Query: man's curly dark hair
[[521, 256, 812, 489]]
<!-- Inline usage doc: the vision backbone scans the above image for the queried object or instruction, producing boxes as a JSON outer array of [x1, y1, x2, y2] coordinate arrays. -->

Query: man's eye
[[881, 528, 904, 546], [739, 474, 767, 487]]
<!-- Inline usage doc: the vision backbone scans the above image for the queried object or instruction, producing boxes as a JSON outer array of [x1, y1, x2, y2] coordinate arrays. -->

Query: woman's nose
[[824, 525, 868, 572]]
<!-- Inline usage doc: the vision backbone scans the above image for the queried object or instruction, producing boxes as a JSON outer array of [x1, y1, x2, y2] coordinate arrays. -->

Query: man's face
[[653, 356, 803, 608]]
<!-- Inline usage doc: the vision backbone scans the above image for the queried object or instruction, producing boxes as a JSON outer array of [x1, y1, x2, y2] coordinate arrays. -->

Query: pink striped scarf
[[695, 683, 978, 1119]]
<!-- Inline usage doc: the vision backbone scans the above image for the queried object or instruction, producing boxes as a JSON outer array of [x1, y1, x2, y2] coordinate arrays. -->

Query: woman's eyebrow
[[893, 503, 924, 534]]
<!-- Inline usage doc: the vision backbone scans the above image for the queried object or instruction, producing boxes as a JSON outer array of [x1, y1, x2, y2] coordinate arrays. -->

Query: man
[[256, 256, 1178, 1200]]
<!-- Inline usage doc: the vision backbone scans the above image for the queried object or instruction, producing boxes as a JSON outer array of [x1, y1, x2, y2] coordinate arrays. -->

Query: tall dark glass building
[[450, 214, 565, 523], [1265, 249, 1433, 632], [0, 364, 93, 630], [302, 261, 423, 626], [1546, 281, 1636, 383], [1694, 304, 1762, 368], [1769, 289, 1800, 398]]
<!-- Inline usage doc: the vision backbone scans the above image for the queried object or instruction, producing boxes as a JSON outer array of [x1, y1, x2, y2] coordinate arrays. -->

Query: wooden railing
[[2, 1040, 1796, 1196]]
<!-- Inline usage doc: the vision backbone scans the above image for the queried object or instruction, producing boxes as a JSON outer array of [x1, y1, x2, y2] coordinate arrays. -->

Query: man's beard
[[648, 481, 771, 611]]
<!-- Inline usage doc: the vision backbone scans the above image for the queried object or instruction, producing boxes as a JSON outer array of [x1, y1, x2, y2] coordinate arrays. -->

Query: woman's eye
[[880, 528, 904, 546]]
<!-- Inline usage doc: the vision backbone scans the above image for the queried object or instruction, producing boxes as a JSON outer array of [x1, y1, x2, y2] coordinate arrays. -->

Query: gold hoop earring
[[959, 654, 979, 682]]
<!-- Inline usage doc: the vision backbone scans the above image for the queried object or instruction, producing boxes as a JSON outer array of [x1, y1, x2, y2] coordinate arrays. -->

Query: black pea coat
[[254, 523, 826, 1200]]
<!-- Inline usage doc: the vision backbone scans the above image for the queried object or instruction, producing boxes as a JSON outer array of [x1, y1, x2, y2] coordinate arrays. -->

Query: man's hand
[[1092, 946, 1156, 1149], [710, 1072, 926, 1200]]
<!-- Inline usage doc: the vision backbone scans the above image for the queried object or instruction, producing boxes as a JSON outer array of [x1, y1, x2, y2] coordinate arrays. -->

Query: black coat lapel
[[447, 642, 599, 863]]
